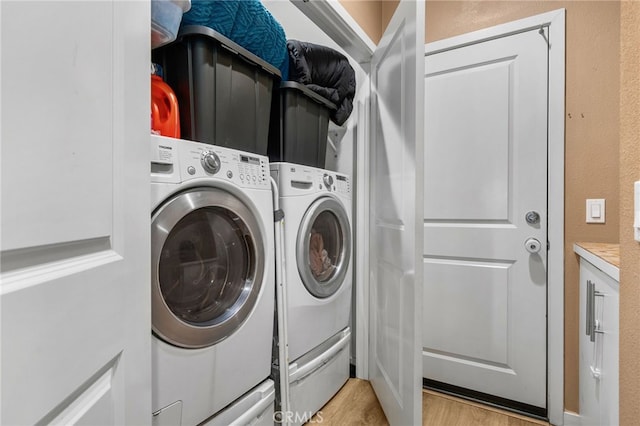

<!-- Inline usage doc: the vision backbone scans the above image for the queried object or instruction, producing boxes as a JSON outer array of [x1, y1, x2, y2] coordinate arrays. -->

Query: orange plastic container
[[151, 66, 180, 138]]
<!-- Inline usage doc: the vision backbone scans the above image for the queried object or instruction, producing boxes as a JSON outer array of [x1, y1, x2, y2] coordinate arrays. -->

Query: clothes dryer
[[270, 162, 352, 424], [150, 135, 274, 426]]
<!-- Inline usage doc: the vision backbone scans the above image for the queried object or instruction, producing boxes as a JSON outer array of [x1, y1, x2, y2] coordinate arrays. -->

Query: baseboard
[[562, 411, 581, 426]]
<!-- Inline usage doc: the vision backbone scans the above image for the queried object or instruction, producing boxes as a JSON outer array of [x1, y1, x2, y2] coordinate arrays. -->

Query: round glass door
[[297, 197, 351, 298], [151, 188, 264, 348]]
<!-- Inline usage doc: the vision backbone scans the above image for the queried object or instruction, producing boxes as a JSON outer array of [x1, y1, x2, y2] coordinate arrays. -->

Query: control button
[[240, 174, 244, 180], [252, 175, 257, 181], [227, 171, 233, 179], [187, 166, 196, 175], [201, 150, 221, 174]]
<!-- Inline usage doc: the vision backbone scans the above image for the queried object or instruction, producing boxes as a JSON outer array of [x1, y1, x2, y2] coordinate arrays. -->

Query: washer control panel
[[187, 144, 268, 188], [236, 153, 268, 186], [151, 135, 269, 188]]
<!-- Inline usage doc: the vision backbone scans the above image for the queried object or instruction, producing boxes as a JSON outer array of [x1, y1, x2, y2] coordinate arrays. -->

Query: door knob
[[525, 211, 540, 225], [525, 237, 541, 254]]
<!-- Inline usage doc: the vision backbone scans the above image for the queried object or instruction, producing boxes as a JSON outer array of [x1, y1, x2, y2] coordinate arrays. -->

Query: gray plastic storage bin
[[152, 25, 281, 155], [268, 82, 337, 169]]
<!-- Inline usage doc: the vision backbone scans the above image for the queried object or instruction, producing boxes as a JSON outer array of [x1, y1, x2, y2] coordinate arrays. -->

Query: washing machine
[[150, 135, 275, 426], [200, 379, 275, 426], [270, 162, 352, 424]]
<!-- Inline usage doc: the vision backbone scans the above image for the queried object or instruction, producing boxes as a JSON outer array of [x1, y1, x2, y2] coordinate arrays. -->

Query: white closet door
[[1, 1, 151, 424], [369, 1, 425, 424]]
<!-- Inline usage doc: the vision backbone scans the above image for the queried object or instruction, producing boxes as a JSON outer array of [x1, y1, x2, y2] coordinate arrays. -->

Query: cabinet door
[[597, 275, 619, 426], [579, 259, 620, 426], [1, 1, 150, 424], [579, 263, 600, 425]]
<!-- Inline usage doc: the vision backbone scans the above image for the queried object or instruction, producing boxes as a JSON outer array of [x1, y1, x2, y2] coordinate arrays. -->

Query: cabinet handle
[[590, 282, 596, 342], [591, 289, 605, 342], [586, 280, 605, 341], [586, 280, 593, 337]]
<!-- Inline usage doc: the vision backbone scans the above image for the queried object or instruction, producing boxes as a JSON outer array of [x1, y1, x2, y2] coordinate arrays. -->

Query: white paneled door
[[1, 1, 150, 424], [423, 28, 549, 409], [369, 1, 424, 425]]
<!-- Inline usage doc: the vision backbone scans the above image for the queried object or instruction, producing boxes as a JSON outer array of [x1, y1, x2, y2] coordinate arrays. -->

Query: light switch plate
[[586, 199, 605, 223]]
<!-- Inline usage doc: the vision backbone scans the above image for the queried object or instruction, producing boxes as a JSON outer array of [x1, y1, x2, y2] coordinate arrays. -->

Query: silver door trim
[[296, 196, 351, 298], [151, 187, 265, 348]]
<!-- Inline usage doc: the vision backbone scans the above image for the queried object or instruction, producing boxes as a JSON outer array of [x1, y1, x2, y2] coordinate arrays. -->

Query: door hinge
[[539, 27, 550, 49]]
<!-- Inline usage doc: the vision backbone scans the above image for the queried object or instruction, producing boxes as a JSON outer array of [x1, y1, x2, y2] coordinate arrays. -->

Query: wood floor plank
[[422, 390, 549, 425], [310, 379, 550, 426], [307, 378, 389, 425], [424, 391, 512, 426]]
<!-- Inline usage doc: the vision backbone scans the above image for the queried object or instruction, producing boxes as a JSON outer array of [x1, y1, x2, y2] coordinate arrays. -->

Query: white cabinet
[[576, 244, 619, 426]]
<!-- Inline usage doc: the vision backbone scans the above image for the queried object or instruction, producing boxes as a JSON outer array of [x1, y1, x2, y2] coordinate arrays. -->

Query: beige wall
[[424, 1, 620, 414], [381, 0, 400, 35], [339, 0, 383, 43], [619, 2, 640, 424], [339, 0, 399, 44]]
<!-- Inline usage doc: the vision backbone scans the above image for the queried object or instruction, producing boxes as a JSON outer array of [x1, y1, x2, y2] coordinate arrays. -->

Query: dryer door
[[151, 188, 265, 348], [297, 197, 351, 298]]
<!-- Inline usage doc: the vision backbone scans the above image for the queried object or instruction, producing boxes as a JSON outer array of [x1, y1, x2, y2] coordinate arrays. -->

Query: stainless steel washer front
[[151, 187, 265, 349]]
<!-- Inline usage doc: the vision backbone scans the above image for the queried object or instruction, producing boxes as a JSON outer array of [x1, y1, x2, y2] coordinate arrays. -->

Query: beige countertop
[[574, 242, 620, 281]]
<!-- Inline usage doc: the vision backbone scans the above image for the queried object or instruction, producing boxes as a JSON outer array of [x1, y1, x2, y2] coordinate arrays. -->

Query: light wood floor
[[307, 379, 550, 426]]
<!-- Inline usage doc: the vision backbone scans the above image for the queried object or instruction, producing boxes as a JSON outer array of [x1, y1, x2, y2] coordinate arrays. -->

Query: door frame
[[289, 0, 376, 381], [285, 4, 565, 424], [425, 9, 565, 425]]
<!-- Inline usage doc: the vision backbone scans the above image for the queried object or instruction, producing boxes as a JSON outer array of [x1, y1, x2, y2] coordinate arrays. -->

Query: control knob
[[201, 150, 221, 174], [323, 174, 334, 190]]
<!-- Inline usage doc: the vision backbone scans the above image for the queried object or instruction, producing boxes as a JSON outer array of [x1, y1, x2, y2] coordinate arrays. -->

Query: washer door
[[152, 188, 265, 348], [297, 197, 351, 298]]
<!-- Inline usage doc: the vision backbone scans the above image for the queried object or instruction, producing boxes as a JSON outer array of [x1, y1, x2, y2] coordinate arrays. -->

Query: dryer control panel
[[270, 162, 351, 199], [334, 173, 351, 197], [317, 170, 351, 198]]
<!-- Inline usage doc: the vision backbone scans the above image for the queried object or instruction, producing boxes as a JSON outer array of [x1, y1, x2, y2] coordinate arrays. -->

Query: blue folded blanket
[[182, 0, 288, 79]]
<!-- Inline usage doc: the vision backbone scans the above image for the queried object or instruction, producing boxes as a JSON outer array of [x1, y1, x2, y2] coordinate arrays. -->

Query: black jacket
[[287, 40, 356, 126]]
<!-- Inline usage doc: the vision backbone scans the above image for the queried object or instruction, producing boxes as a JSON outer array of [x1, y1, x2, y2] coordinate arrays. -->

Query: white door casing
[[1, 1, 150, 424], [369, 1, 424, 425], [423, 27, 549, 409]]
